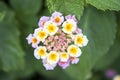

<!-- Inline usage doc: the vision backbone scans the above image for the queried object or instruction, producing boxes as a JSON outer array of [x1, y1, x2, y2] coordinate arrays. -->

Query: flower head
[[26, 11, 88, 70]]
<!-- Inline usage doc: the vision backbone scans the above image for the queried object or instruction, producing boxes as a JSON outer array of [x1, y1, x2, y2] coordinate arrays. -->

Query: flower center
[[47, 24, 56, 32], [32, 37, 37, 44], [70, 47, 77, 55], [77, 36, 83, 44], [38, 49, 45, 56], [50, 53, 57, 61], [54, 16, 60, 23], [38, 31, 46, 39], [65, 23, 72, 31], [44, 30, 71, 52]]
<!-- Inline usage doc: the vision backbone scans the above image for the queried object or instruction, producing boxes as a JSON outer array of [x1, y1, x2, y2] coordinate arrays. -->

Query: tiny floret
[[44, 21, 58, 35], [51, 11, 64, 26], [34, 28, 48, 42], [62, 19, 76, 34], [75, 34, 88, 47], [68, 45, 82, 57], [34, 46, 47, 59]]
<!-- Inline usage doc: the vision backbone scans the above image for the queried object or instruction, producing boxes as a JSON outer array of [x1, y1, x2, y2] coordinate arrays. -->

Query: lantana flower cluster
[[26, 11, 88, 70]]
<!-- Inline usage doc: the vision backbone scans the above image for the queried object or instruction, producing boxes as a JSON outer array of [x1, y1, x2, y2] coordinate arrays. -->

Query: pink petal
[[52, 11, 62, 16], [43, 59, 57, 70], [38, 16, 49, 27], [73, 28, 82, 34], [26, 34, 32, 44], [65, 15, 78, 23], [32, 43, 38, 48], [58, 60, 70, 69], [71, 57, 79, 64]]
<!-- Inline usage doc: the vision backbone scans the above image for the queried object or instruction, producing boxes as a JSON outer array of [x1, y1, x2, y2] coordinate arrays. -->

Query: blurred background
[[0, 0, 120, 80]]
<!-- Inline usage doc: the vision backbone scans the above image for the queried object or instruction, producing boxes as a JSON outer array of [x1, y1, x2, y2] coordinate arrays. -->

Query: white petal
[[83, 36, 89, 46], [76, 48, 82, 57], [34, 49, 40, 59]]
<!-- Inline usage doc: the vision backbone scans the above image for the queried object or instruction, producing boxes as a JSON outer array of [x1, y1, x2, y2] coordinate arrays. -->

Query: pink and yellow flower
[[26, 11, 88, 70]]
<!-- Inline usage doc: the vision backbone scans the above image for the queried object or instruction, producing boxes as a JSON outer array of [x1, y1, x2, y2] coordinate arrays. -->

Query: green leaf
[[57, 72, 74, 80], [0, 2, 25, 71], [95, 13, 120, 70], [0, 1, 7, 10], [14, 16, 39, 77], [0, 11, 5, 22], [40, 9, 50, 16], [47, 0, 84, 20], [10, 0, 42, 15], [0, 71, 16, 80], [64, 7, 116, 80], [0, 3, 6, 22], [94, 12, 120, 70], [0, 1, 7, 22], [94, 34, 120, 70], [86, 0, 120, 11]]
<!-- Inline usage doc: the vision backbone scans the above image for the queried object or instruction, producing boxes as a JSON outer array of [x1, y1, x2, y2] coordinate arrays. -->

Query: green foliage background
[[0, 0, 120, 80]]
